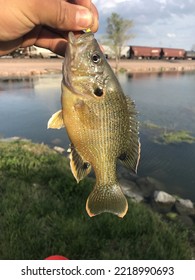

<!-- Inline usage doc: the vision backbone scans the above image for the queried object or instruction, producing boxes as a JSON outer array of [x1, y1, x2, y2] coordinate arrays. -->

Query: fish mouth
[[63, 32, 94, 95], [68, 31, 94, 44], [68, 32, 76, 45], [68, 32, 80, 46]]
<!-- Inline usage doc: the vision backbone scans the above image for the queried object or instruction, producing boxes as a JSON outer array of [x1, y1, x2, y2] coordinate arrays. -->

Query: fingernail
[[76, 9, 93, 28]]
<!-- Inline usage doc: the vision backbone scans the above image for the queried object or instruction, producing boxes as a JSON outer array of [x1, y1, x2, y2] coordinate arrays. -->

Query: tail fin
[[86, 183, 128, 218]]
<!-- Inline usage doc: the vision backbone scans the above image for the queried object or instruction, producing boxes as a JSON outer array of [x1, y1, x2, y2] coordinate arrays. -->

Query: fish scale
[[48, 31, 140, 218]]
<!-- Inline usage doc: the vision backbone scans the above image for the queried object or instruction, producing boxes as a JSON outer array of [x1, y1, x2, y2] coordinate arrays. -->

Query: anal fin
[[68, 144, 91, 183]]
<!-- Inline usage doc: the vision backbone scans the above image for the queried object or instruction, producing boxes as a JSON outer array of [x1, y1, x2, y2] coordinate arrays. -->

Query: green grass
[[158, 130, 195, 144], [141, 121, 195, 145], [0, 140, 192, 259], [141, 121, 162, 130]]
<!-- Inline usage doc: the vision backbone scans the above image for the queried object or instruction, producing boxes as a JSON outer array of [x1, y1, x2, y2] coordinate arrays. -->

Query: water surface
[[0, 72, 195, 200]]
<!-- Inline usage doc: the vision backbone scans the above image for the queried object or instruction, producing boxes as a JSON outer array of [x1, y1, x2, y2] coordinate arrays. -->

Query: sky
[[93, 0, 195, 50]]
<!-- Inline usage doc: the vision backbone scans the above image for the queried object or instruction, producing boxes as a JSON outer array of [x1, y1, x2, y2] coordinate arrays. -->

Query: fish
[[48, 31, 140, 218]]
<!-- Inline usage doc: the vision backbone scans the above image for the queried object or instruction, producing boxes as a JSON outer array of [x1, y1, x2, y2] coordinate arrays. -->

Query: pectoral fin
[[68, 144, 91, 183], [74, 100, 100, 130], [47, 110, 64, 129]]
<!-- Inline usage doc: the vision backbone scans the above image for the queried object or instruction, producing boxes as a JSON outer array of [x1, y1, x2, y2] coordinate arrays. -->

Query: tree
[[106, 13, 134, 71]]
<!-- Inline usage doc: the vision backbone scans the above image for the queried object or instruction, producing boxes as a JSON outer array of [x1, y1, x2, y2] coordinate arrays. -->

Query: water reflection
[[0, 75, 64, 146], [120, 71, 195, 200], [0, 72, 195, 200], [0, 79, 35, 94], [126, 70, 192, 80], [120, 72, 195, 135]]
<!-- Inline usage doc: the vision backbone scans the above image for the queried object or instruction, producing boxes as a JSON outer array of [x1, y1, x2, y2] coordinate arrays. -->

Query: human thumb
[[33, 0, 94, 31]]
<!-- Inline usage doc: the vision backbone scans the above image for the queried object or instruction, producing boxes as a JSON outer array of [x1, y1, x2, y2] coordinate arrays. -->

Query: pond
[[0, 72, 195, 201]]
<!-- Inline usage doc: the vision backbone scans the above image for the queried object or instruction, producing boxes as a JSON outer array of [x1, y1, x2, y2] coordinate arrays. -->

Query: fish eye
[[94, 87, 103, 97], [91, 52, 101, 64]]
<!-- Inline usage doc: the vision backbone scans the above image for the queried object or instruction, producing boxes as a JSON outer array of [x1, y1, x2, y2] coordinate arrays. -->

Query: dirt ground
[[0, 58, 63, 78], [109, 59, 195, 73], [1, 58, 195, 78]]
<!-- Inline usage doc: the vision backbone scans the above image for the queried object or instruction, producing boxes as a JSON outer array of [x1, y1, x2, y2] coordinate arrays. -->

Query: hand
[[0, 0, 98, 56]]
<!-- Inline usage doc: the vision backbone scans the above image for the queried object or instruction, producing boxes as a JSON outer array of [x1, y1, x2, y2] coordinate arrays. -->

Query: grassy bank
[[142, 122, 195, 145], [0, 139, 192, 259]]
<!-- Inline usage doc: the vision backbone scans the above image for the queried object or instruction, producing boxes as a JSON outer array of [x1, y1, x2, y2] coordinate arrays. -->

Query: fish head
[[63, 32, 110, 99]]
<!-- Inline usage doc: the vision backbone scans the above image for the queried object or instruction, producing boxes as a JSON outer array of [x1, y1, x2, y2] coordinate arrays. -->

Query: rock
[[117, 165, 138, 182], [189, 231, 195, 244], [152, 191, 176, 213], [0, 136, 21, 142], [175, 198, 195, 216], [154, 191, 176, 204], [51, 138, 62, 145], [166, 212, 178, 220], [177, 215, 194, 228], [136, 176, 165, 198], [189, 213, 195, 223], [120, 179, 144, 203], [53, 146, 65, 154]]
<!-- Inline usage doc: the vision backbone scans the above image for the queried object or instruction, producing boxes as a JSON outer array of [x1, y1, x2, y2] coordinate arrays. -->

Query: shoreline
[[1, 58, 195, 79], [109, 59, 195, 73], [0, 58, 62, 80]]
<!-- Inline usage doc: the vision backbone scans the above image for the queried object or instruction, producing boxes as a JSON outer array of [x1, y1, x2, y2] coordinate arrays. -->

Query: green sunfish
[[48, 31, 140, 218]]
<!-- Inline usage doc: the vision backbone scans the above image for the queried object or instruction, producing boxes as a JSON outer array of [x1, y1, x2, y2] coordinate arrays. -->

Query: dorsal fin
[[119, 97, 140, 173]]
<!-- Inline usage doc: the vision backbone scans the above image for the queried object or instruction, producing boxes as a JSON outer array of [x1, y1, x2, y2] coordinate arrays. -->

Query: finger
[[32, 0, 95, 31], [0, 27, 67, 57], [0, 39, 22, 56], [36, 37, 67, 57], [21, 26, 68, 57], [71, 0, 99, 32], [34, 29, 68, 57], [88, 3, 99, 32], [71, 0, 92, 9]]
